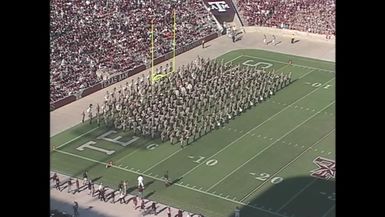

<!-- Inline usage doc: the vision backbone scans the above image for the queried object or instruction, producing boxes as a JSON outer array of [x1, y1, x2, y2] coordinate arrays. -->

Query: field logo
[[207, 1, 230, 12], [311, 156, 335, 180]]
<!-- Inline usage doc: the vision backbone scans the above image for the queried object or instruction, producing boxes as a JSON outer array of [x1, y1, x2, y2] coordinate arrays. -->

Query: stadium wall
[[244, 26, 335, 43], [50, 33, 219, 111]]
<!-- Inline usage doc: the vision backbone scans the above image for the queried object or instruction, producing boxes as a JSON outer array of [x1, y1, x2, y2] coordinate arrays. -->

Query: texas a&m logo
[[310, 156, 335, 180], [207, 1, 230, 12]]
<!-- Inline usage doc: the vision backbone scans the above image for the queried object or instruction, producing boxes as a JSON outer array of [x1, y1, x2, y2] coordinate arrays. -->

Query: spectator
[[50, 0, 219, 103], [236, 0, 335, 35]]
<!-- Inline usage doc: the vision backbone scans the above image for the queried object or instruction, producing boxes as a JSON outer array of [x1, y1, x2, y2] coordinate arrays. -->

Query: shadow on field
[[226, 176, 335, 217]]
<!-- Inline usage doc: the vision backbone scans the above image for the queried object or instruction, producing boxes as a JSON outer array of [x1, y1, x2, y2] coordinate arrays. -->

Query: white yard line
[[321, 204, 336, 217], [207, 101, 334, 191], [142, 148, 184, 173], [277, 179, 318, 212], [241, 55, 335, 72], [55, 127, 99, 149], [179, 77, 335, 179], [53, 149, 288, 217], [224, 55, 243, 64], [240, 128, 335, 202]]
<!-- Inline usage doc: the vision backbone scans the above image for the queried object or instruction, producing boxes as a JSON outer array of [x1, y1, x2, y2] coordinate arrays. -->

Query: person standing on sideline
[[82, 170, 88, 185], [263, 34, 267, 44], [55, 177, 61, 191], [167, 206, 171, 217], [151, 201, 157, 215], [140, 199, 145, 211], [81, 111, 85, 123], [164, 171, 170, 187], [74, 178, 80, 194], [133, 195, 138, 209], [67, 178, 72, 193], [232, 33, 235, 43], [137, 175, 144, 188], [73, 201, 79, 217], [202, 39, 205, 48], [177, 209, 183, 217], [234, 206, 240, 217]]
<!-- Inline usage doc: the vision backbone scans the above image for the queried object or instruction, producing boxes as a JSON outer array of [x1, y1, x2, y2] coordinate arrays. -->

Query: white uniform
[[137, 175, 144, 188]]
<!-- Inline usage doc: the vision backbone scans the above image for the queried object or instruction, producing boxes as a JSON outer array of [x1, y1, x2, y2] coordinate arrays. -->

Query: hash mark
[[263, 136, 267, 139], [282, 141, 286, 143], [124, 166, 128, 169], [212, 191, 216, 194], [257, 135, 261, 137], [269, 137, 273, 140], [301, 145, 305, 148], [180, 181, 183, 184], [251, 134, 255, 136], [314, 149, 318, 151], [186, 184, 189, 187], [192, 186, 196, 189], [321, 150, 325, 153], [328, 152, 332, 155], [188, 156, 194, 159], [249, 172, 256, 176], [294, 144, 298, 147], [320, 192, 327, 195], [219, 193, 223, 196]]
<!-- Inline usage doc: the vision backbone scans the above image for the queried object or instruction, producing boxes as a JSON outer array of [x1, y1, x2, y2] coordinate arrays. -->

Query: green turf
[[51, 49, 335, 217]]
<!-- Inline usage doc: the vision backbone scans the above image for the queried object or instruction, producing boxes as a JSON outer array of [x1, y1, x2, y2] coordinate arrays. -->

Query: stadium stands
[[236, 0, 335, 35], [50, 0, 218, 103]]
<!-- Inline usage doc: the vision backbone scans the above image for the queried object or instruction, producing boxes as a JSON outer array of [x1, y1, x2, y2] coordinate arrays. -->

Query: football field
[[51, 49, 335, 217]]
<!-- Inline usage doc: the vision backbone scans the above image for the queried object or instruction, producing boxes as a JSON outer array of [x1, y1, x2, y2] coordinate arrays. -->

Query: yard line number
[[190, 156, 218, 166], [250, 172, 284, 184]]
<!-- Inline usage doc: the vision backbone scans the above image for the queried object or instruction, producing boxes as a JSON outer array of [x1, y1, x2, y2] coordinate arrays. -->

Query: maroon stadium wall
[[50, 33, 219, 111]]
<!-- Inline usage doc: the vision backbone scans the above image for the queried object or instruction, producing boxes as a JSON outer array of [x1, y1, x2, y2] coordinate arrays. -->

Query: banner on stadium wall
[[202, 0, 236, 24]]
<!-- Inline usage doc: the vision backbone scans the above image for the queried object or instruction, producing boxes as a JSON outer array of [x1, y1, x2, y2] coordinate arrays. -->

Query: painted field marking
[[321, 205, 336, 217], [208, 101, 335, 192], [56, 127, 99, 149], [277, 179, 318, 212], [240, 128, 335, 202], [241, 54, 335, 73], [55, 151, 290, 217], [179, 77, 335, 179]]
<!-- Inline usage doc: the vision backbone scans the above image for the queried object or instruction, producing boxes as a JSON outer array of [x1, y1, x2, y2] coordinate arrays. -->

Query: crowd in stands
[[50, 0, 218, 103], [236, 0, 335, 35]]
